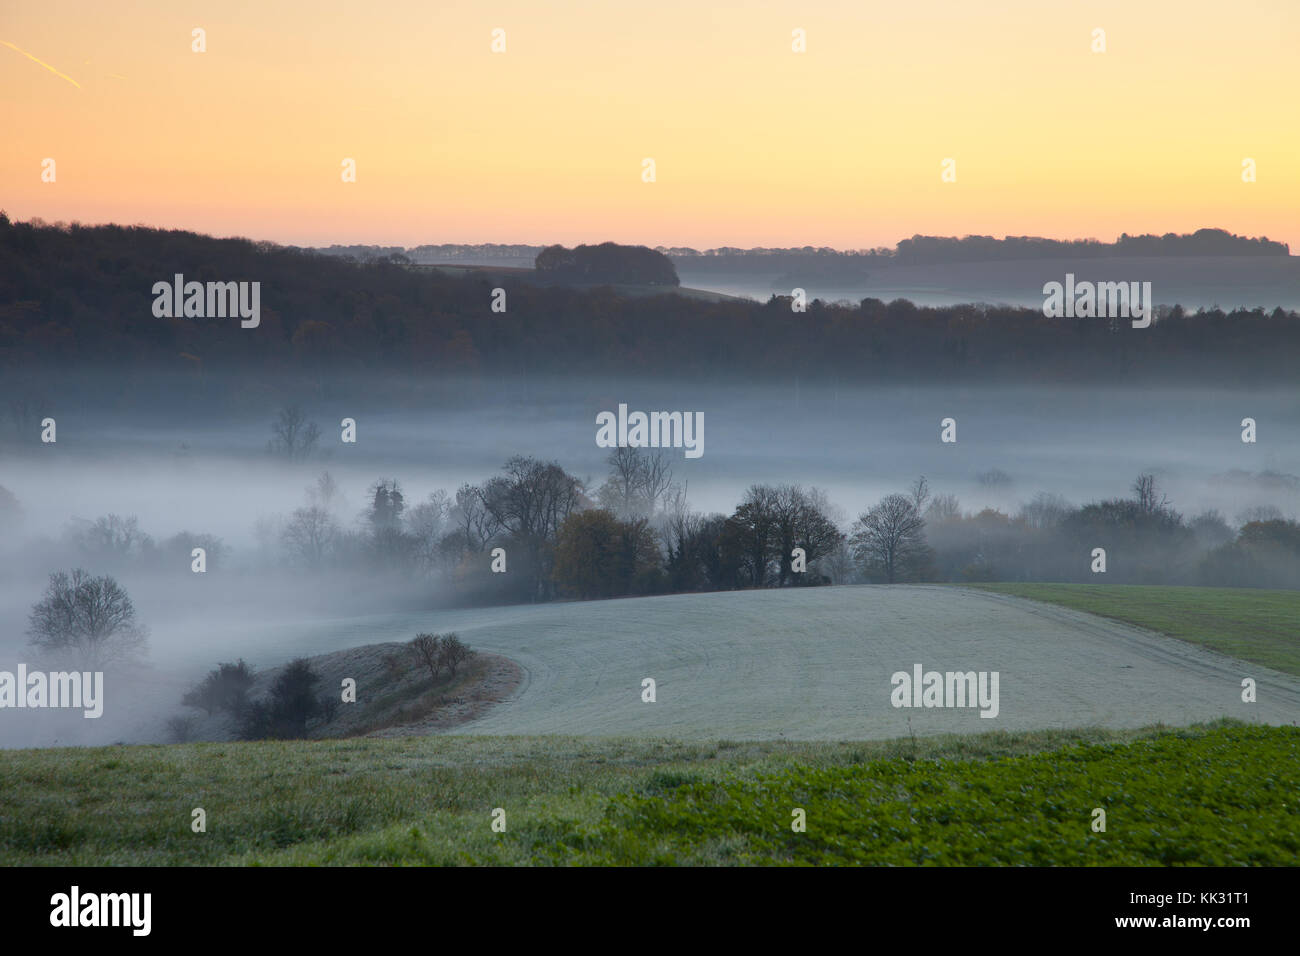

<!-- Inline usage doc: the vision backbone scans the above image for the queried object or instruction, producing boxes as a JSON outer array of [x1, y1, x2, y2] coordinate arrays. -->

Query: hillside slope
[[429, 585, 1300, 739]]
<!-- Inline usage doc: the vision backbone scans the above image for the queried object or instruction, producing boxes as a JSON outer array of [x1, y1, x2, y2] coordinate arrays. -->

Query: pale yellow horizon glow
[[2, 0, 1297, 250]]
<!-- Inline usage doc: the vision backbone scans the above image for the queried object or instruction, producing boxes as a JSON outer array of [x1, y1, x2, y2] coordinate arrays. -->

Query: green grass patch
[[538, 723, 1298, 865], [963, 583, 1300, 676], [0, 722, 1293, 865]]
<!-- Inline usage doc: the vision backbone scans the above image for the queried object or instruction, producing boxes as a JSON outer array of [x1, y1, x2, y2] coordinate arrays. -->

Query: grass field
[[963, 584, 1300, 677], [352, 585, 1295, 740], [1, 721, 1294, 865]]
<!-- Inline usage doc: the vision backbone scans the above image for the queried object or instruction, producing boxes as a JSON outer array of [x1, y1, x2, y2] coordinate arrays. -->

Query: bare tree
[[409, 633, 443, 681], [281, 505, 337, 568], [1236, 504, 1283, 526], [267, 406, 321, 462], [1133, 473, 1172, 516], [850, 477, 933, 583], [637, 451, 675, 515], [925, 494, 962, 525], [162, 531, 227, 571], [821, 538, 857, 585], [597, 447, 649, 517], [911, 476, 931, 514], [438, 633, 474, 676], [68, 514, 154, 559], [729, 485, 780, 587], [447, 482, 500, 554], [481, 456, 586, 599], [166, 715, 198, 743], [660, 486, 696, 559], [662, 481, 691, 524], [27, 569, 149, 667], [408, 632, 474, 679], [1017, 492, 1071, 530], [595, 448, 675, 518], [976, 469, 1013, 488], [306, 471, 341, 512], [407, 490, 451, 572], [770, 484, 844, 585]]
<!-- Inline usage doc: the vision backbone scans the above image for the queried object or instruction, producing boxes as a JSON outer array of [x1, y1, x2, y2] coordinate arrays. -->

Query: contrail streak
[[1, 40, 81, 89]]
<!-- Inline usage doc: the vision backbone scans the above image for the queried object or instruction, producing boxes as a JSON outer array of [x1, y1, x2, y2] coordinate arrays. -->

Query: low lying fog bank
[[1, 377, 1296, 748], [677, 255, 1300, 311]]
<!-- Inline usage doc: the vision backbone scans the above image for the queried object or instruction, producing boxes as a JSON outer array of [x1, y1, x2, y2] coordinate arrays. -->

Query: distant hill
[[677, 255, 1300, 312], [304, 229, 1295, 301], [306, 228, 1288, 273], [3, 217, 1299, 396], [411, 263, 734, 302]]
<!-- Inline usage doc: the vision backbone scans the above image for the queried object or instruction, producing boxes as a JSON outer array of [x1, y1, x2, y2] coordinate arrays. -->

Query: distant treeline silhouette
[[309, 242, 539, 264], [535, 242, 679, 286], [312, 241, 681, 285], [21, 452, 1296, 617], [308, 228, 1290, 273], [891, 229, 1289, 265], [670, 229, 1289, 273], [1, 216, 1297, 388]]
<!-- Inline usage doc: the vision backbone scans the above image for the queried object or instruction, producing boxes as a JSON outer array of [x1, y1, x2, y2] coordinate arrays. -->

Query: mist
[[2, 373, 1297, 748]]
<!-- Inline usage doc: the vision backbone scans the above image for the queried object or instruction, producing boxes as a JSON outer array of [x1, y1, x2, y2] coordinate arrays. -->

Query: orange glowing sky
[[3, 0, 1297, 249]]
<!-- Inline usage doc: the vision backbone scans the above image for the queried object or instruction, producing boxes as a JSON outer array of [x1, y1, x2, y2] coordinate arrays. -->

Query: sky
[[2, 0, 1298, 250]]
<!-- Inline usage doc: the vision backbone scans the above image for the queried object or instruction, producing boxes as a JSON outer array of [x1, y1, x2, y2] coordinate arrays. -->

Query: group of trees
[[14, 402, 1300, 670], [309, 230, 1290, 273], [892, 229, 1289, 265], [236, 658, 329, 740], [554, 470, 1300, 594], [918, 475, 1300, 587], [849, 478, 933, 583], [554, 468, 1300, 593], [550, 482, 849, 597], [667, 484, 846, 590], [3, 218, 1297, 394], [177, 656, 333, 740], [267, 405, 321, 461], [263, 450, 851, 600], [408, 632, 474, 681], [554, 510, 662, 598], [594, 447, 677, 519], [534, 242, 679, 286], [261, 449, 872, 600], [59, 513, 227, 573], [182, 659, 255, 716], [21, 462, 1300, 676], [196, 443, 1300, 600], [173, 633, 477, 742], [271, 455, 589, 603]]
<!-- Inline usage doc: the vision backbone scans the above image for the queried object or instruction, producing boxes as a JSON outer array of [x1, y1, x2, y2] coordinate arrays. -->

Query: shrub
[[438, 633, 474, 676], [318, 694, 340, 723], [238, 658, 321, 739], [165, 715, 197, 743], [409, 633, 442, 681], [382, 651, 406, 682], [408, 632, 475, 681], [182, 659, 255, 716]]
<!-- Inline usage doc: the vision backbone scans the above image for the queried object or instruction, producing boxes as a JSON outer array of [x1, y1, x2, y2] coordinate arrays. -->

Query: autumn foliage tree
[[553, 509, 662, 599]]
